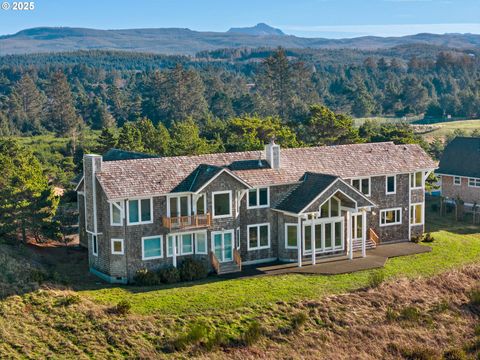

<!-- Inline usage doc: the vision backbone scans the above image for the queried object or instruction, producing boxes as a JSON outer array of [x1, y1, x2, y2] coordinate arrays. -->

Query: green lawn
[[422, 119, 480, 137], [81, 203, 480, 317]]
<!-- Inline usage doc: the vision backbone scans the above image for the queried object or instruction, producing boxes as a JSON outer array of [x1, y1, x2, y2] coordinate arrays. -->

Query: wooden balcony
[[161, 213, 211, 231]]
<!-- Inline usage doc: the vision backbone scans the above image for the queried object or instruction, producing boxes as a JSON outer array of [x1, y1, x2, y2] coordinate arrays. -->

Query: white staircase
[[352, 238, 377, 252]]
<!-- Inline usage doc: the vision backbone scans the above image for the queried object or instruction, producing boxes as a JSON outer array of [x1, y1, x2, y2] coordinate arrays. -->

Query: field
[[420, 119, 480, 138], [0, 200, 480, 358]]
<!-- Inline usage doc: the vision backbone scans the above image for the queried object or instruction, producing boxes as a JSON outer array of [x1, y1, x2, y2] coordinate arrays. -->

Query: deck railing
[[368, 228, 380, 245], [233, 248, 242, 271], [209, 251, 220, 274], [162, 213, 211, 230]]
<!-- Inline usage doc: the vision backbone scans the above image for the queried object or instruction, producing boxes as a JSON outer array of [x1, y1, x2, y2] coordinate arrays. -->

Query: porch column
[[297, 217, 302, 268], [361, 209, 367, 258], [347, 210, 353, 260], [172, 236, 177, 268], [311, 217, 316, 265]]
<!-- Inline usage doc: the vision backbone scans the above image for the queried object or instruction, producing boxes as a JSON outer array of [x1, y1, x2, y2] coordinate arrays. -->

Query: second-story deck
[[161, 213, 212, 231]]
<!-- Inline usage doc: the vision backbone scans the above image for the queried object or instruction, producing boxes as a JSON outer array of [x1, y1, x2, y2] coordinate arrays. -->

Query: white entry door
[[211, 230, 234, 262]]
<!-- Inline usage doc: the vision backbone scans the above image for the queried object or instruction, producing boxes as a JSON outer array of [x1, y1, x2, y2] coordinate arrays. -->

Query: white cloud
[[280, 23, 480, 38]]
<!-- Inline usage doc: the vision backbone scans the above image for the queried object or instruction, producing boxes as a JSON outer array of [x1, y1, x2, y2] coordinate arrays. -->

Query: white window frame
[[195, 193, 207, 215], [319, 196, 341, 218], [386, 175, 396, 195], [166, 232, 195, 257], [247, 223, 270, 251], [109, 201, 125, 226], [194, 231, 208, 255], [410, 171, 424, 189], [453, 176, 461, 186], [212, 190, 232, 219], [410, 203, 424, 226], [468, 178, 480, 188], [247, 187, 270, 209], [166, 194, 191, 217], [142, 235, 163, 260], [111, 238, 124, 255], [236, 227, 241, 250], [380, 208, 402, 227], [351, 177, 371, 197], [92, 235, 98, 256], [126, 197, 153, 225], [285, 223, 298, 249]]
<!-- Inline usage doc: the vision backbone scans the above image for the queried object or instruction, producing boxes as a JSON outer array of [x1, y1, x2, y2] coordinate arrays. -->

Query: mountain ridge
[[0, 25, 479, 56]]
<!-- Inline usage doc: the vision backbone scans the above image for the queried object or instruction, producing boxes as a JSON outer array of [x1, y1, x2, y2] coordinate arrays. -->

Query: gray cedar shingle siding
[[80, 142, 436, 282]]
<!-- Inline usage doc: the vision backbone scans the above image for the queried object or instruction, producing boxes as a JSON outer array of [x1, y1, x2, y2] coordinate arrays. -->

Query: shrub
[[56, 294, 81, 307], [168, 321, 213, 351], [422, 233, 435, 243], [400, 346, 438, 360], [240, 321, 264, 346], [178, 258, 209, 282], [468, 288, 480, 306], [443, 348, 467, 360], [368, 270, 385, 288], [411, 235, 421, 244], [112, 299, 131, 315], [28, 268, 49, 283], [399, 306, 421, 322], [133, 268, 160, 286], [290, 312, 308, 330], [158, 267, 180, 284]]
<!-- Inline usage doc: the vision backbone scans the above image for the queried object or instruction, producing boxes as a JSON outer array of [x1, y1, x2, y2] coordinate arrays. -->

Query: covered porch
[[274, 172, 377, 268]]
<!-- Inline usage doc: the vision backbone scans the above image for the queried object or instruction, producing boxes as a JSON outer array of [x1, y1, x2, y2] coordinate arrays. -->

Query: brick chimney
[[265, 139, 281, 169]]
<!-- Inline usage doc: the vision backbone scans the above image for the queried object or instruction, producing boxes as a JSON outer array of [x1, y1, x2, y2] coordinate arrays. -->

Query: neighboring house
[[76, 141, 436, 283], [436, 137, 480, 207]]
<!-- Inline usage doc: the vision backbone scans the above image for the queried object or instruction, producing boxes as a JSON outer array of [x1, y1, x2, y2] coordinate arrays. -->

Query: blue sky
[[0, 0, 479, 38]]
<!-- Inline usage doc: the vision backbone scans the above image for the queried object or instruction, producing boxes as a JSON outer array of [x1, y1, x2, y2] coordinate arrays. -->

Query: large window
[[196, 194, 206, 215], [142, 236, 163, 260], [247, 223, 270, 250], [168, 195, 190, 217], [285, 224, 298, 249], [247, 187, 269, 208], [410, 171, 423, 189], [468, 178, 480, 188], [319, 197, 340, 218], [127, 198, 152, 225], [212, 191, 232, 218], [410, 203, 423, 225], [195, 232, 207, 254], [110, 201, 124, 226], [454, 176, 461, 186], [380, 208, 402, 226], [386, 175, 396, 195], [352, 177, 370, 196], [167, 233, 201, 256], [111, 238, 124, 255]]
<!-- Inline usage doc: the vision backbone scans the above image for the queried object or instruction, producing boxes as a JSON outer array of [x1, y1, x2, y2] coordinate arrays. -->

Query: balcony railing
[[162, 213, 211, 231]]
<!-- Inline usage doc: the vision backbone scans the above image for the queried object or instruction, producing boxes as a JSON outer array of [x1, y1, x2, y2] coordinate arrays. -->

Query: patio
[[220, 242, 431, 278]]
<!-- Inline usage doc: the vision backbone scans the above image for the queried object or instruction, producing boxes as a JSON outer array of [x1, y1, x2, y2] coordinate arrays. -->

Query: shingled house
[[76, 141, 436, 283], [436, 136, 480, 207]]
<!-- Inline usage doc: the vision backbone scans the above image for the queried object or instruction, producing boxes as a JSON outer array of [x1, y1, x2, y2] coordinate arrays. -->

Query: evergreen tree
[[302, 104, 360, 145], [170, 118, 221, 156], [44, 71, 81, 136], [9, 74, 45, 133], [0, 139, 59, 242], [117, 122, 144, 152], [97, 127, 118, 153]]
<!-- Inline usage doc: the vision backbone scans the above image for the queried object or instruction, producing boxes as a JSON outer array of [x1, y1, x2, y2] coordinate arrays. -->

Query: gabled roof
[[171, 164, 223, 193], [274, 172, 375, 214], [95, 142, 436, 200], [436, 137, 480, 178]]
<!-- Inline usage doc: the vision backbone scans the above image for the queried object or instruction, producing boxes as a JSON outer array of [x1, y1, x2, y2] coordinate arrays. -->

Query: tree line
[[0, 47, 479, 139]]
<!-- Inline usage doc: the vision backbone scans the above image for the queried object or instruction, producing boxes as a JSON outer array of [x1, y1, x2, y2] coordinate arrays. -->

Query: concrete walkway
[[226, 242, 431, 278]]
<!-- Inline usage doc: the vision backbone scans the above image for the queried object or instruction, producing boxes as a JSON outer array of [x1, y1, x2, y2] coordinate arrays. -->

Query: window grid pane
[[287, 225, 297, 247], [129, 200, 139, 223], [259, 225, 268, 247], [144, 237, 161, 258], [214, 193, 230, 216], [141, 199, 151, 222], [259, 188, 268, 206], [248, 190, 257, 207]]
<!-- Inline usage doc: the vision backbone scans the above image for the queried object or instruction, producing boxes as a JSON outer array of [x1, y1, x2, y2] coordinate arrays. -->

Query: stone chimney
[[265, 139, 281, 169], [83, 154, 102, 234]]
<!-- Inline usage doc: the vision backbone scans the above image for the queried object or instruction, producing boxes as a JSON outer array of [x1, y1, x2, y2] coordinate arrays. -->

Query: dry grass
[[0, 264, 479, 358]]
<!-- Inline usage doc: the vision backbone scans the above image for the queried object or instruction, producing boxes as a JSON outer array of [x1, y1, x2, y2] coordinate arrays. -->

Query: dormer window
[[247, 187, 269, 209]]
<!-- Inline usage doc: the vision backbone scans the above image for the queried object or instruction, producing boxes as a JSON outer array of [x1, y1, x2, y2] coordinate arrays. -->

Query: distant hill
[[227, 23, 285, 36], [0, 25, 479, 55]]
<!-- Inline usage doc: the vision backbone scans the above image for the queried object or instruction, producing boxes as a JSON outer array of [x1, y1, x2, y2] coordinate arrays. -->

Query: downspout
[[124, 199, 129, 283]]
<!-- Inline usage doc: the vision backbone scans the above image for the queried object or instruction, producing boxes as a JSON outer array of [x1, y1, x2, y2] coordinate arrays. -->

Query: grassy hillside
[[0, 203, 480, 357], [422, 119, 480, 138]]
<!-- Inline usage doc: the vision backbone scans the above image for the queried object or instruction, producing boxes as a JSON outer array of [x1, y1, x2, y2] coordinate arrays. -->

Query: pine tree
[[97, 127, 118, 153], [0, 139, 59, 242], [117, 122, 144, 152], [44, 71, 81, 136], [9, 74, 45, 133], [170, 118, 220, 156]]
